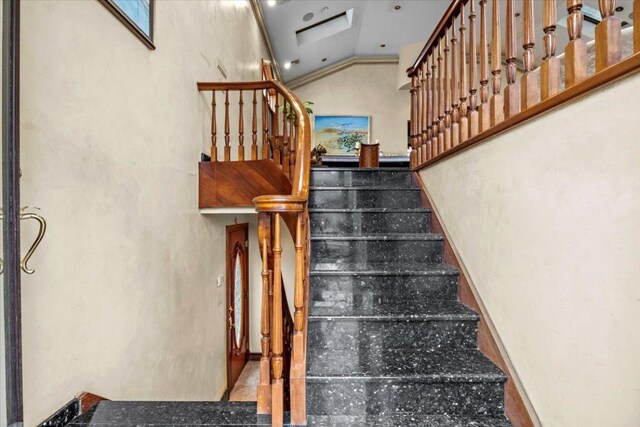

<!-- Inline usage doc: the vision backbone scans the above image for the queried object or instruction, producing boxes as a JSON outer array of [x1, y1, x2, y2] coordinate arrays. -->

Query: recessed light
[[303, 12, 314, 21], [394, 5, 401, 10], [380, 44, 386, 48], [284, 61, 291, 69], [322, 58, 327, 62], [267, 0, 276, 6], [321, 6, 329, 13], [615, 6, 624, 12]]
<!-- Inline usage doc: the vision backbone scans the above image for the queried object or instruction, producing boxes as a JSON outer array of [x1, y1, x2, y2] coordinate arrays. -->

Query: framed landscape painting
[[314, 115, 371, 155]]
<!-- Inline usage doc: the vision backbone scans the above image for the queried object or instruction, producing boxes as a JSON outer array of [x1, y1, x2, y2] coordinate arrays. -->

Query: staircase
[[305, 167, 511, 426]]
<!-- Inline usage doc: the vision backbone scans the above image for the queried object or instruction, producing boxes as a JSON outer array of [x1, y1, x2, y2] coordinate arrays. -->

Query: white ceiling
[[260, 0, 451, 82]]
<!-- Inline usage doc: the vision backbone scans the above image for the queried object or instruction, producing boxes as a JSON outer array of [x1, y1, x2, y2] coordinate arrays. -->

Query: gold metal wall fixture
[[0, 206, 47, 274]]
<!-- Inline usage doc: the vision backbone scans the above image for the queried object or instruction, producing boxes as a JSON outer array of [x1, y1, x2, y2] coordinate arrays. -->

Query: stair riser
[[309, 190, 422, 209], [310, 211, 430, 235], [310, 274, 459, 302], [308, 319, 478, 351], [310, 170, 413, 187], [311, 239, 443, 264], [307, 380, 505, 416]]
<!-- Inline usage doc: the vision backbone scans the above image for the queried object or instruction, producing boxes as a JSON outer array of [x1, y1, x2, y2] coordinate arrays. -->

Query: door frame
[[225, 223, 249, 395], [2, 0, 24, 426]]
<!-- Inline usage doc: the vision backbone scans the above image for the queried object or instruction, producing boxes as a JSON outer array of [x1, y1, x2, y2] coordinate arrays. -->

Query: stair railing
[[408, 0, 640, 170], [197, 77, 311, 426]]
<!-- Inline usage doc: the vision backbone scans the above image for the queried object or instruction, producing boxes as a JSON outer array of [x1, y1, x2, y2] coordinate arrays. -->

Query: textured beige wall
[[19, 1, 268, 425], [420, 73, 640, 427], [293, 63, 410, 155]]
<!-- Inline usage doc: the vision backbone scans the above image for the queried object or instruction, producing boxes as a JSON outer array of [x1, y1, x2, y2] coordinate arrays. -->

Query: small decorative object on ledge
[[359, 139, 380, 168]]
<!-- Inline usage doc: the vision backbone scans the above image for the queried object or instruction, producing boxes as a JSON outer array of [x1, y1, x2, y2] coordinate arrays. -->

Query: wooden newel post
[[595, 0, 622, 72], [257, 222, 272, 413], [271, 213, 284, 427]]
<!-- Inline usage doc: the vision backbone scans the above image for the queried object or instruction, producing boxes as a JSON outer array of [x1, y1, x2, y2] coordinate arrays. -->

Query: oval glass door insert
[[233, 252, 243, 347]]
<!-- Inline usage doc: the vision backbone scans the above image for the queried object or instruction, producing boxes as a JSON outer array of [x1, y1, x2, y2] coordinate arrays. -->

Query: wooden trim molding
[[413, 172, 541, 427], [286, 56, 399, 89], [414, 51, 640, 171]]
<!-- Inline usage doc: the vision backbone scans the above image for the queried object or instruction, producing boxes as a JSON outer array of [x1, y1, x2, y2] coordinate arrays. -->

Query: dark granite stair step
[[310, 168, 414, 188], [307, 348, 505, 381], [309, 208, 430, 235], [310, 261, 458, 274], [68, 401, 275, 426], [309, 187, 422, 209], [311, 233, 443, 264], [310, 270, 459, 302], [305, 414, 512, 427], [308, 300, 479, 351]]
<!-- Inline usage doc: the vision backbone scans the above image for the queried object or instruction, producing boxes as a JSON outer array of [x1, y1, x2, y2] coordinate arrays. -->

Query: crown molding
[[249, 0, 282, 81], [286, 56, 399, 89]]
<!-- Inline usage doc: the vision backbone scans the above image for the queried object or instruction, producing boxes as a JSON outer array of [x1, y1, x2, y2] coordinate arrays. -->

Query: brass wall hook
[[0, 206, 47, 274]]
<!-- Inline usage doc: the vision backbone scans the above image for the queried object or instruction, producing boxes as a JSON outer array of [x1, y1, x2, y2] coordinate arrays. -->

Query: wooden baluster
[[451, 22, 460, 147], [596, 0, 622, 71], [282, 102, 290, 175], [416, 66, 424, 162], [290, 212, 305, 425], [490, 0, 504, 126], [437, 41, 445, 153], [469, 0, 479, 137], [251, 90, 258, 160], [289, 112, 295, 179], [444, 32, 452, 150], [479, 0, 491, 132], [238, 90, 245, 161], [430, 54, 439, 158], [262, 94, 269, 159], [273, 96, 281, 165], [210, 90, 218, 161], [565, 0, 588, 87], [459, 5, 469, 144], [542, 0, 561, 100], [257, 229, 271, 414], [421, 61, 429, 163], [424, 60, 432, 161], [409, 75, 417, 167], [271, 213, 283, 427], [521, 0, 540, 110], [504, 0, 520, 118], [224, 90, 231, 161], [635, 0, 640, 53]]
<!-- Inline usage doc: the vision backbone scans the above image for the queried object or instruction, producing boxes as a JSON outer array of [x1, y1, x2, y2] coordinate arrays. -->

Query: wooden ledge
[[414, 51, 640, 171], [253, 195, 307, 213]]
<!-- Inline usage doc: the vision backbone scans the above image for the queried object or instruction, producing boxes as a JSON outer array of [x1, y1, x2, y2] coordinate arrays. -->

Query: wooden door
[[226, 223, 249, 391]]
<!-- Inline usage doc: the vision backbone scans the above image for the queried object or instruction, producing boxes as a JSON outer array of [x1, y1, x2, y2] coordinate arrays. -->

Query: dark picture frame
[[99, 0, 155, 50]]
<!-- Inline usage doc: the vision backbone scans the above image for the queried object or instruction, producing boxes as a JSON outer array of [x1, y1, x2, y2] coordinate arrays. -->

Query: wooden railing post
[[282, 102, 290, 175], [521, 0, 540, 110], [542, 0, 561, 100], [271, 213, 284, 427], [595, 0, 622, 72], [416, 66, 424, 160], [238, 90, 245, 161], [210, 90, 218, 161], [410, 75, 418, 166], [444, 32, 452, 150], [256, 221, 271, 414], [468, 0, 479, 137], [459, 5, 469, 144], [290, 211, 306, 425], [504, 0, 520, 118], [437, 41, 446, 153], [251, 90, 258, 160], [224, 90, 231, 161], [451, 22, 460, 147], [425, 60, 433, 161], [490, 0, 504, 126], [565, 0, 588, 87], [479, 0, 491, 132], [273, 95, 281, 165], [422, 61, 430, 162], [262, 94, 269, 159], [431, 54, 439, 158]]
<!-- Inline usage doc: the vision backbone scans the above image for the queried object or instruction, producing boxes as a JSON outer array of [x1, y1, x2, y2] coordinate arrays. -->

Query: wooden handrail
[[198, 65, 311, 426], [408, 0, 640, 172]]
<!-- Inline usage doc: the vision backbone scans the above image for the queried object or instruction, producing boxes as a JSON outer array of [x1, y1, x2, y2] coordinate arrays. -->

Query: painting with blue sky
[[114, 0, 151, 37], [314, 115, 370, 154]]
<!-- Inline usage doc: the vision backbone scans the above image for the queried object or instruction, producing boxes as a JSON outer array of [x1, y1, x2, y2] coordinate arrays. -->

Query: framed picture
[[100, 0, 155, 50], [314, 115, 371, 155]]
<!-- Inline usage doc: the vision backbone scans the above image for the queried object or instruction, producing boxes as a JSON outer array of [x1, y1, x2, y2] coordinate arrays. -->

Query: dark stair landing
[[305, 167, 511, 426]]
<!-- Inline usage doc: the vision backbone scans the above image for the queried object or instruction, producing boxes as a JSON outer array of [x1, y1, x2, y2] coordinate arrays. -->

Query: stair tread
[[311, 261, 458, 275], [309, 299, 478, 320], [307, 348, 505, 381], [311, 233, 442, 241], [310, 186, 420, 190], [309, 207, 429, 212], [311, 167, 411, 171], [305, 414, 511, 427]]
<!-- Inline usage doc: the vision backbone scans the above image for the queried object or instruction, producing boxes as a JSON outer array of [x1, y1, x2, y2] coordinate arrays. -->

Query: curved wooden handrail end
[[253, 195, 306, 213]]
